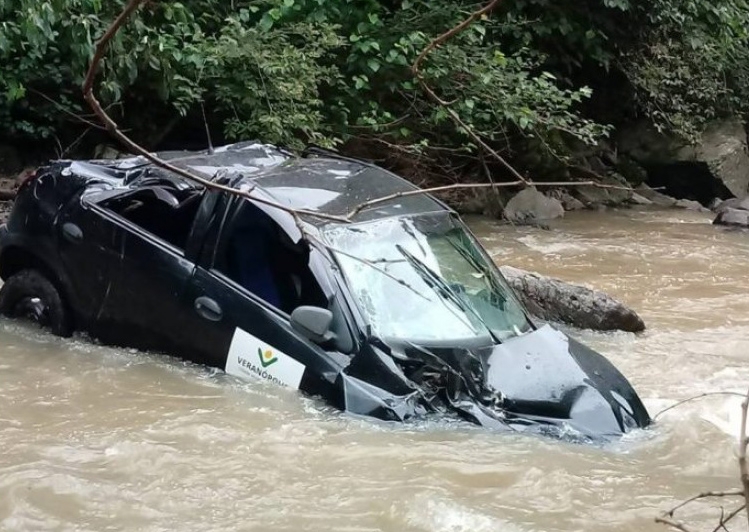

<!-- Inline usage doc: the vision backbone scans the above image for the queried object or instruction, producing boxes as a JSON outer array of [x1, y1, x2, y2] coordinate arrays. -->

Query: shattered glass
[[324, 213, 532, 342]]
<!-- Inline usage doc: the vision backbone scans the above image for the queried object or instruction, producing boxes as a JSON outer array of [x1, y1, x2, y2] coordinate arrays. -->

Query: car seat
[[228, 204, 282, 308]]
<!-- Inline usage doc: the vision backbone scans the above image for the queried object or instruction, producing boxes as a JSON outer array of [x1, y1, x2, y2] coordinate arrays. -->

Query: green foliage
[[489, 0, 749, 141], [0, 0, 341, 147], [625, 0, 749, 140], [1, 0, 747, 174]]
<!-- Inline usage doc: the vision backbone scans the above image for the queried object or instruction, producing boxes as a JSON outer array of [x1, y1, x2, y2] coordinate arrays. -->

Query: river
[[1, 208, 748, 532]]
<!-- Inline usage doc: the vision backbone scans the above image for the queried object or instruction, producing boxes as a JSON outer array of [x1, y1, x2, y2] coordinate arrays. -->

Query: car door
[[179, 197, 345, 397], [56, 189, 122, 327], [89, 190, 206, 354]]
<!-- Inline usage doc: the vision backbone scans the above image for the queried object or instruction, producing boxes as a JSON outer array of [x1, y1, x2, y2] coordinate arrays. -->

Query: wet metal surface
[[2, 208, 749, 531]]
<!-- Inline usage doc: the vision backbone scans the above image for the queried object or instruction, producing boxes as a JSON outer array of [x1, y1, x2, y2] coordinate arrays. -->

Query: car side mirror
[[291, 306, 335, 344]]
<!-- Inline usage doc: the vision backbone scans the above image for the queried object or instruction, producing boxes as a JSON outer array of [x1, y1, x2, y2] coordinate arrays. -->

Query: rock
[[444, 188, 508, 218], [618, 121, 673, 164], [713, 207, 749, 228], [712, 197, 749, 213], [687, 119, 749, 199], [500, 266, 646, 333], [708, 197, 725, 211], [674, 198, 710, 212], [573, 184, 611, 208], [615, 156, 648, 185], [628, 192, 653, 206], [561, 194, 585, 212], [572, 173, 632, 208], [587, 156, 608, 175], [504, 187, 564, 224], [635, 183, 678, 207], [712, 192, 749, 226], [547, 189, 585, 211], [619, 118, 749, 201]]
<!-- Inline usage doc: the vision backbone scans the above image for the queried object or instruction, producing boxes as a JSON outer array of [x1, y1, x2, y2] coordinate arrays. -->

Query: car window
[[214, 201, 328, 315], [101, 187, 203, 250], [324, 213, 532, 342]]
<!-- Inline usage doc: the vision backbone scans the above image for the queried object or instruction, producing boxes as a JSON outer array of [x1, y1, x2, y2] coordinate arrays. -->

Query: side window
[[101, 187, 203, 250], [214, 202, 327, 314]]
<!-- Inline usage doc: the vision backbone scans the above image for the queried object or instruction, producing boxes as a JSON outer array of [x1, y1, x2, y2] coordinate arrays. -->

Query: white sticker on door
[[225, 328, 305, 389]]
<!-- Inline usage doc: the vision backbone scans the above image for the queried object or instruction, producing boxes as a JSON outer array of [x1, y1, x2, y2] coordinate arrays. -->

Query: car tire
[[0, 269, 73, 337]]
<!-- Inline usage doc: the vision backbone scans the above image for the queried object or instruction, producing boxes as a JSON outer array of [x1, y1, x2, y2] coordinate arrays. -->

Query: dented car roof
[[83, 141, 448, 224]]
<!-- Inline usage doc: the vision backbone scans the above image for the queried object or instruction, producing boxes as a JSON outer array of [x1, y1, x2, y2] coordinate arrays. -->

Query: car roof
[[99, 141, 449, 225]]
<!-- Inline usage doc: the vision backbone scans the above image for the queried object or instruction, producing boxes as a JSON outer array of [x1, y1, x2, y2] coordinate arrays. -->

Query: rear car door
[[56, 187, 122, 327], [89, 187, 206, 354]]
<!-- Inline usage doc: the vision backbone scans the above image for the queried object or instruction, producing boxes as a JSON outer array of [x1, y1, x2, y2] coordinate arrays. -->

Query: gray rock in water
[[572, 173, 632, 208], [713, 197, 749, 214], [500, 265, 646, 332], [628, 192, 653, 206], [635, 183, 678, 207], [504, 187, 564, 224], [674, 198, 710, 212], [709, 197, 726, 211], [713, 207, 749, 228], [548, 189, 585, 211]]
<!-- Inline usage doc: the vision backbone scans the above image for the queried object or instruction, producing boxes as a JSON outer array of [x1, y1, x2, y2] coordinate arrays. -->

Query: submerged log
[[500, 265, 646, 333]]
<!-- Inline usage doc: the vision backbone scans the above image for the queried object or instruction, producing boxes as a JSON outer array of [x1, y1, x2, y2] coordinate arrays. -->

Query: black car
[[0, 142, 650, 439]]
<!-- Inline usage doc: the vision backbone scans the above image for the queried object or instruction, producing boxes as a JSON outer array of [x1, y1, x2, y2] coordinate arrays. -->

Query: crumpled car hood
[[481, 325, 650, 438], [376, 324, 651, 440]]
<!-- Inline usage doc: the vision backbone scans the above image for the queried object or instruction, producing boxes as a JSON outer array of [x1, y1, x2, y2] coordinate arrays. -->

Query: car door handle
[[194, 296, 223, 322], [61, 222, 83, 244]]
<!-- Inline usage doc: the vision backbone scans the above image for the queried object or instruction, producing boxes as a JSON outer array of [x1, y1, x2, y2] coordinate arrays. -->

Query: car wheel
[[0, 269, 73, 337]]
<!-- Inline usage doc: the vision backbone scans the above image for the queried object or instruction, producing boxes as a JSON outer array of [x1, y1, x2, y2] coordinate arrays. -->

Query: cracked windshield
[[324, 214, 531, 341]]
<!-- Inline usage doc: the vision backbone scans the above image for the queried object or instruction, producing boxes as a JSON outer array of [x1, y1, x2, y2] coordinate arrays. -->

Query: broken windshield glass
[[323, 213, 532, 342]]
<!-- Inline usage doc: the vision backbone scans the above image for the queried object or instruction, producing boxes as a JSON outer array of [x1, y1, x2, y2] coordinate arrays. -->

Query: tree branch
[[712, 504, 746, 532], [664, 491, 745, 517], [739, 388, 749, 528], [412, 0, 530, 186], [653, 391, 749, 421], [655, 387, 749, 532], [655, 516, 698, 532], [346, 180, 634, 219], [82, 0, 348, 225]]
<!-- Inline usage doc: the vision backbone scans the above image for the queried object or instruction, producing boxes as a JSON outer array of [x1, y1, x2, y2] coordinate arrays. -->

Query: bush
[[1, 0, 746, 176]]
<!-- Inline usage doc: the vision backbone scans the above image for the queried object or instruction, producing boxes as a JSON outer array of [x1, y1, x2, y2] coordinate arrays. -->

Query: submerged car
[[0, 142, 650, 439]]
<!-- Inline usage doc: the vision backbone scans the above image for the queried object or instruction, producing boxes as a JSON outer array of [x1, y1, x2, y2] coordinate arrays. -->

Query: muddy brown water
[[1, 208, 749, 532]]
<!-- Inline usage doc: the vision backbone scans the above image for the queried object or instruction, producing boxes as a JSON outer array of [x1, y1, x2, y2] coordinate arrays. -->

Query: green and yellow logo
[[258, 348, 278, 368]]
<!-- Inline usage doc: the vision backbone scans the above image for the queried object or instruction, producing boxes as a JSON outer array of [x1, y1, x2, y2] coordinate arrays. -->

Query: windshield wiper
[[322, 243, 433, 303], [444, 235, 508, 307], [396, 244, 497, 340], [444, 235, 535, 331]]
